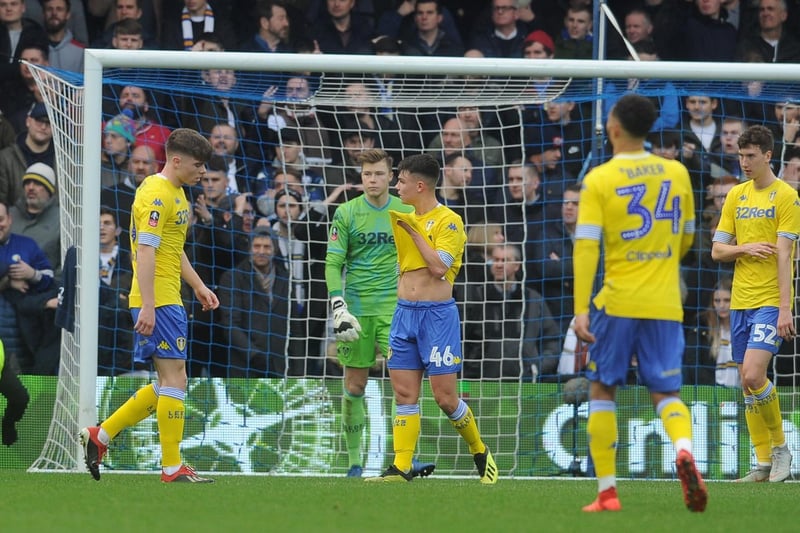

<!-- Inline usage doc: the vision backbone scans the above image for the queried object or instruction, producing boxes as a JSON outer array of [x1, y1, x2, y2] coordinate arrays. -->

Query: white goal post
[[27, 49, 800, 476]]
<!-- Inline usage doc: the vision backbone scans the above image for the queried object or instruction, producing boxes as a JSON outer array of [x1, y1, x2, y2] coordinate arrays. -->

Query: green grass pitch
[[3, 471, 799, 532]]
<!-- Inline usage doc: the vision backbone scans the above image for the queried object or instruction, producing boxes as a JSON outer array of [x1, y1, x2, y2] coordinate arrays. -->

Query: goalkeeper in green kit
[[325, 148, 435, 478]]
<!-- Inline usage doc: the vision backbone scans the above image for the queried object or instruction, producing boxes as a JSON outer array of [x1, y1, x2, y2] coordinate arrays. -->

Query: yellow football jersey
[[390, 204, 466, 285], [576, 151, 695, 321], [714, 178, 800, 309], [128, 174, 190, 308]]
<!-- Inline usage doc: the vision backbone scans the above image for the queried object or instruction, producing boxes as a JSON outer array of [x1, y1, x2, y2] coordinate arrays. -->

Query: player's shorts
[[586, 306, 683, 392], [388, 298, 463, 376], [131, 305, 188, 363], [337, 314, 392, 368], [730, 307, 782, 364]]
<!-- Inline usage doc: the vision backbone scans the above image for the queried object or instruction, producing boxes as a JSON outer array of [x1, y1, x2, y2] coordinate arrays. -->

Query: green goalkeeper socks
[[343, 391, 366, 467]]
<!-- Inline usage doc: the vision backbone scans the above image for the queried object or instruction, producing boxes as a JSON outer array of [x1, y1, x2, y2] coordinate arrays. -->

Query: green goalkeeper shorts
[[337, 314, 392, 369]]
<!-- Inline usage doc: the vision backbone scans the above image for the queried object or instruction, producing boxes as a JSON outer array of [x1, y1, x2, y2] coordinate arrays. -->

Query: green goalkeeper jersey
[[325, 195, 413, 317]]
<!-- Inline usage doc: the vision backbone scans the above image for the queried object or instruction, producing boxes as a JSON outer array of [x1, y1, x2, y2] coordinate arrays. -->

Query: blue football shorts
[[388, 298, 463, 376], [586, 306, 684, 392], [730, 307, 782, 364], [131, 305, 188, 363]]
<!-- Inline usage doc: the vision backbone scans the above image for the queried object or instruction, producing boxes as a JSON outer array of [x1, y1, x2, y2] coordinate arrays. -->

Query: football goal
[[26, 49, 800, 479]]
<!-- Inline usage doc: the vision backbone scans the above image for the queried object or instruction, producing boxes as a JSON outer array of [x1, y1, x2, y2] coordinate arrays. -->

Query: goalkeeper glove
[[331, 296, 362, 342]]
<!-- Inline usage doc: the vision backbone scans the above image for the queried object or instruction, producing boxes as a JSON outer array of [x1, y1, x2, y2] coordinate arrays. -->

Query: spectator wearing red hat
[[523, 29, 555, 58]]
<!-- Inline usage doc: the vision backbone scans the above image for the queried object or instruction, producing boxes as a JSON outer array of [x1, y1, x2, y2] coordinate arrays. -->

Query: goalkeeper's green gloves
[[331, 296, 362, 342]]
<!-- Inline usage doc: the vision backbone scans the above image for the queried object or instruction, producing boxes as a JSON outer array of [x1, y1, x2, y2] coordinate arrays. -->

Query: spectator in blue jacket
[[0, 199, 56, 375]]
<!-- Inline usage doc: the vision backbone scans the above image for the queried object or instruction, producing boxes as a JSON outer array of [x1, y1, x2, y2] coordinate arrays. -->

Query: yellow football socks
[[393, 405, 421, 473], [449, 400, 484, 455], [157, 387, 186, 468], [751, 380, 785, 448], [656, 397, 693, 450], [744, 394, 772, 464], [587, 400, 617, 481], [101, 383, 159, 440]]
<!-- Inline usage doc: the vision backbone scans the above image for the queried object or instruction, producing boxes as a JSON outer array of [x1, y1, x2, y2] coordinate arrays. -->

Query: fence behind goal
[[27, 51, 800, 478]]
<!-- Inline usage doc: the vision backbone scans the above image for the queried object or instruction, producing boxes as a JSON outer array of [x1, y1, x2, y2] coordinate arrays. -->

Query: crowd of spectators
[[1, 0, 800, 386]]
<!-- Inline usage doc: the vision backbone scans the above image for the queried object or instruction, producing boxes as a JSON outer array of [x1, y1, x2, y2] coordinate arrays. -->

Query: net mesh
[[24, 56, 800, 478], [24, 68, 84, 471]]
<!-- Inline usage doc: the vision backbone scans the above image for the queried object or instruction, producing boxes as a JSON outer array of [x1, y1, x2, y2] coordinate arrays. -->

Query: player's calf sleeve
[[656, 397, 692, 452], [102, 383, 159, 440], [157, 387, 185, 468], [394, 404, 421, 473], [751, 381, 786, 448], [342, 391, 366, 466], [744, 394, 772, 464], [587, 400, 617, 480], [449, 400, 484, 455]]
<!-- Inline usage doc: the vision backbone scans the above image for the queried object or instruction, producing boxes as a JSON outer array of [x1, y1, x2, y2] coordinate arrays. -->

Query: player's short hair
[[496, 243, 522, 263], [416, 0, 442, 14], [738, 125, 774, 154], [166, 129, 213, 162], [444, 151, 469, 167], [709, 174, 739, 188], [784, 146, 800, 162], [18, 38, 49, 60], [611, 94, 657, 139], [626, 7, 652, 25], [273, 167, 302, 183], [43, 0, 71, 11], [632, 39, 657, 57], [99, 205, 117, 226], [199, 32, 225, 50], [206, 154, 229, 172], [397, 154, 440, 187], [567, 4, 592, 19], [722, 114, 746, 126], [250, 226, 275, 244], [466, 222, 504, 255], [357, 148, 393, 169], [114, 17, 143, 37], [647, 130, 680, 149], [256, 0, 287, 19]]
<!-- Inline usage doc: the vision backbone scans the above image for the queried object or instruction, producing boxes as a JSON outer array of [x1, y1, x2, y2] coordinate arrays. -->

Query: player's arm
[[181, 251, 219, 312], [573, 237, 600, 316], [396, 220, 448, 279], [572, 176, 602, 343], [133, 243, 156, 335], [324, 253, 346, 297], [324, 208, 360, 341], [325, 206, 350, 298], [711, 235, 778, 262], [776, 235, 796, 339]]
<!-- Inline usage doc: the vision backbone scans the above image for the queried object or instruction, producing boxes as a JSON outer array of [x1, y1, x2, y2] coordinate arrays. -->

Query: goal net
[[26, 50, 800, 479]]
